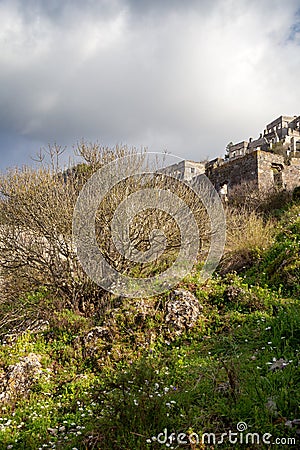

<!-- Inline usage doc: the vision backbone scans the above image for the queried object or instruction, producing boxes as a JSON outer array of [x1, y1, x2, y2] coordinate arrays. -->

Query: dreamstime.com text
[[151, 422, 296, 446]]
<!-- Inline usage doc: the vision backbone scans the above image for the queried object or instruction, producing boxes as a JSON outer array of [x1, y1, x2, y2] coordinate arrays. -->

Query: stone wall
[[256, 151, 284, 190], [285, 158, 300, 190], [257, 151, 300, 191], [206, 150, 300, 198], [206, 152, 259, 196]]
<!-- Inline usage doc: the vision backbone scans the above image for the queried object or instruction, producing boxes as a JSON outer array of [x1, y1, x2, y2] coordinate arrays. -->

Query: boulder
[[165, 289, 203, 335], [0, 353, 42, 403]]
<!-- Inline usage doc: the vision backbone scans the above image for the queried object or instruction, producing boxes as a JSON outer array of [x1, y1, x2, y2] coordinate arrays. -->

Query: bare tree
[[0, 143, 210, 332]]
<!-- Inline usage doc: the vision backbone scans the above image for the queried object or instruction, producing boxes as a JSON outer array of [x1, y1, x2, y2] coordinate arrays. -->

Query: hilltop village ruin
[[165, 115, 300, 199]]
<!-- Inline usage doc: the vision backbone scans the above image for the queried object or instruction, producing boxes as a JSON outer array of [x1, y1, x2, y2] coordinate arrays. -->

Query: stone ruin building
[[167, 115, 300, 200], [162, 159, 206, 181]]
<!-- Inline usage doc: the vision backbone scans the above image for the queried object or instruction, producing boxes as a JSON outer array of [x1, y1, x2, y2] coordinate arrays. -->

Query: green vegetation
[[0, 146, 299, 449]]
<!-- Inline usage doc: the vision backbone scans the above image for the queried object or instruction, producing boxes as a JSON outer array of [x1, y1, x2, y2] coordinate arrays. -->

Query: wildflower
[[268, 358, 289, 371]]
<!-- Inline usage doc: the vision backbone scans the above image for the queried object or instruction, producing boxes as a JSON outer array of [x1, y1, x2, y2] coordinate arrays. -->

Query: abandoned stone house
[[227, 115, 300, 159], [162, 159, 206, 181], [167, 115, 300, 199]]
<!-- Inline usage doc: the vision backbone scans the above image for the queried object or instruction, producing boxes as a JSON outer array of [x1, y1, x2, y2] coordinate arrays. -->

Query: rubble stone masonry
[[205, 150, 300, 198]]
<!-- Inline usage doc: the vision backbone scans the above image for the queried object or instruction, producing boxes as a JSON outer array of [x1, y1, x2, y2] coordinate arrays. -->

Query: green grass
[[0, 291, 299, 449], [245, 202, 300, 297], [0, 202, 300, 449]]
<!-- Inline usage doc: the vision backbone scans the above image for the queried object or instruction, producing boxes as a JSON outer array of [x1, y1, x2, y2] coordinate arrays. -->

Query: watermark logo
[[149, 423, 296, 446], [236, 421, 248, 432], [73, 152, 226, 298]]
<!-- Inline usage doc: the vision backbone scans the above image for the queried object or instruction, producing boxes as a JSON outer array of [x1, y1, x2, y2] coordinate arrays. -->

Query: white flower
[[268, 358, 289, 371]]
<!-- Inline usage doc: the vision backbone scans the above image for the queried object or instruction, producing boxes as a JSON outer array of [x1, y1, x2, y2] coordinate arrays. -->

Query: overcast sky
[[1, 0, 300, 169]]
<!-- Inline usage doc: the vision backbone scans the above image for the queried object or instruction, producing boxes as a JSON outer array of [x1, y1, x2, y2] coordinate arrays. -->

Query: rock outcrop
[[0, 353, 42, 403], [165, 289, 203, 335]]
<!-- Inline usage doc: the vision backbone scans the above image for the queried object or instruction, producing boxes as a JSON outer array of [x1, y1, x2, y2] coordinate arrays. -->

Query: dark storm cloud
[[1, 0, 300, 169]]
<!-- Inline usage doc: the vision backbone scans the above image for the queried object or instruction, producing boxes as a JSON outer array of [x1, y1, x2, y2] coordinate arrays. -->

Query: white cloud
[[0, 0, 300, 167]]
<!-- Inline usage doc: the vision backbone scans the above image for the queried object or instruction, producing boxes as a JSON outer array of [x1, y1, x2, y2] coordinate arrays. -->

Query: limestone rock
[[0, 353, 42, 403], [1, 319, 49, 345], [165, 289, 202, 335], [84, 326, 111, 342], [74, 326, 112, 358]]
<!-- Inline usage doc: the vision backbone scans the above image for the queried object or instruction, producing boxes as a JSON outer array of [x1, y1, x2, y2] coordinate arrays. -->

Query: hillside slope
[[0, 202, 299, 449]]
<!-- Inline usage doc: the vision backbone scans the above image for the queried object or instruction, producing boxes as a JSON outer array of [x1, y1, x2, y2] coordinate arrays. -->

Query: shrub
[[229, 180, 292, 214], [0, 143, 210, 328], [221, 207, 275, 273]]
